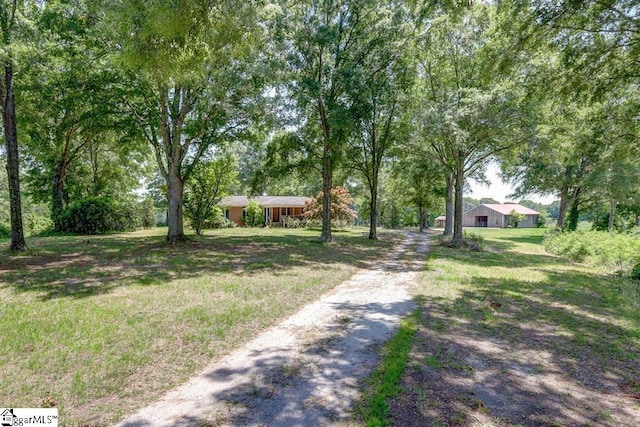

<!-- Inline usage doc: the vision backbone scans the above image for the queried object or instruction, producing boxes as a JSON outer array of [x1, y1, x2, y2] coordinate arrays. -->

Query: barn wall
[[462, 205, 505, 228], [509, 214, 538, 228]]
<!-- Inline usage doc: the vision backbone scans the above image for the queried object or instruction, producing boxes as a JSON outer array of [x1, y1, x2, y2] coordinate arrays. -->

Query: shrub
[[286, 218, 304, 228], [57, 197, 113, 234], [202, 208, 236, 229], [440, 231, 484, 251], [24, 210, 53, 236], [537, 210, 548, 228], [0, 223, 10, 238], [57, 196, 146, 234], [631, 261, 640, 281], [544, 230, 640, 276], [244, 200, 264, 227], [138, 198, 157, 228]]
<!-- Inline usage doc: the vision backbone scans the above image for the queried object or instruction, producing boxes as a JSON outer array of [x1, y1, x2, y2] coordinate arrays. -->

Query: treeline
[[2, 1, 640, 249]]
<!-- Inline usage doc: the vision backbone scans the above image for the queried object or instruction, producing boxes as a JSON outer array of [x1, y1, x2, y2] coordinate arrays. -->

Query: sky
[[465, 162, 557, 205]]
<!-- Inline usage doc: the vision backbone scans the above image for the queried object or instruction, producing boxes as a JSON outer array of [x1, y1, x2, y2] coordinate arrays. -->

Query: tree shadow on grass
[[117, 298, 418, 427], [394, 259, 640, 426], [0, 231, 408, 300]]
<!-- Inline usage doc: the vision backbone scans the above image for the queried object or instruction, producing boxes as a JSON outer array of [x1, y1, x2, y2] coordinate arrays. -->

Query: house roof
[[481, 204, 540, 215], [219, 195, 312, 208]]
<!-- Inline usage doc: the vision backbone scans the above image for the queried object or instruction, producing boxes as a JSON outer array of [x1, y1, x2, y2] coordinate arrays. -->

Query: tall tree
[[109, 0, 261, 244], [0, 0, 26, 250], [346, 5, 413, 240], [416, 5, 531, 244], [19, 0, 142, 229], [269, 0, 395, 243], [388, 148, 446, 232]]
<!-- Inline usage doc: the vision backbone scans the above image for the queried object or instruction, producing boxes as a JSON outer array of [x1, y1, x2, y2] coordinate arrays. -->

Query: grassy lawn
[[360, 228, 640, 426], [0, 226, 399, 426]]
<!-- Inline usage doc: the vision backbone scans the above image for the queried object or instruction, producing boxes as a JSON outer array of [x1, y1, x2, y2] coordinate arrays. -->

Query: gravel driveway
[[116, 232, 429, 427]]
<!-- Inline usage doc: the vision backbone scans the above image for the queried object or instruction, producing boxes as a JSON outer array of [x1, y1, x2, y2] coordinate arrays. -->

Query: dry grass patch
[[0, 227, 399, 426]]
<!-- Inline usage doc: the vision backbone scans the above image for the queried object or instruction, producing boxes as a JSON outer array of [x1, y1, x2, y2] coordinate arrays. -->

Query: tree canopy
[[2, 0, 640, 248]]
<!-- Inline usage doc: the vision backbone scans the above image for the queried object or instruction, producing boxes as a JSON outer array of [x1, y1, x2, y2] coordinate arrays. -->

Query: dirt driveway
[[116, 232, 430, 426]]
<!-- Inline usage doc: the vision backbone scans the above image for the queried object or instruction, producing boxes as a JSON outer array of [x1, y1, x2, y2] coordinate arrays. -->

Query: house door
[[273, 208, 280, 223], [475, 216, 488, 227]]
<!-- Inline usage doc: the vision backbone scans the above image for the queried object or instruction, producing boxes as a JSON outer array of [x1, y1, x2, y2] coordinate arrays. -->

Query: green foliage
[[138, 198, 157, 229], [509, 208, 526, 228], [57, 197, 114, 234], [190, 206, 235, 230], [244, 200, 263, 227], [0, 224, 10, 239], [544, 231, 640, 276], [24, 208, 53, 236], [183, 155, 238, 235], [57, 196, 154, 235], [536, 210, 548, 228], [631, 261, 640, 282]]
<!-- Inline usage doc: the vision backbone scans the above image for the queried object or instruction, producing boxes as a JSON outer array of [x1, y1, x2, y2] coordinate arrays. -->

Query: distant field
[[0, 227, 399, 426]]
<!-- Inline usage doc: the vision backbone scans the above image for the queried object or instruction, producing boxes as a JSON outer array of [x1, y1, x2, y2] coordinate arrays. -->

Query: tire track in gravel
[[116, 232, 430, 427]]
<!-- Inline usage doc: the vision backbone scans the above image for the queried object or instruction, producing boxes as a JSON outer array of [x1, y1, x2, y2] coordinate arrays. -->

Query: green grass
[[364, 227, 640, 425], [355, 307, 421, 427], [0, 226, 399, 426], [417, 228, 639, 361]]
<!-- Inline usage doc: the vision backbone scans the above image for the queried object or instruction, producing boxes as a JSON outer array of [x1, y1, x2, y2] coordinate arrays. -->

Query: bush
[[286, 218, 304, 228], [305, 219, 322, 229], [631, 261, 640, 281], [202, 208, 236, 229], [544, 230, 640, 276], [441, 231, 484, 251], [245, 200, 264, 227], [57, 196, 147, 234], [138, 198, 157, 228], [537, 211, 548, 228], [24, 210, 53, 236], [0, 223, 10, 238]]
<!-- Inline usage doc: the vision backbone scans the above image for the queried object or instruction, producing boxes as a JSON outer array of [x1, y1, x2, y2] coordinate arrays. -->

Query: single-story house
[[434, 215, 446, 228], [219, 195, 312, 227], [462, 203, 540, 228]]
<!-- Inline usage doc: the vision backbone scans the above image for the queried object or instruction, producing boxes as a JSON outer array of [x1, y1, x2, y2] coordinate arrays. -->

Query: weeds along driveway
[[116, 232, 430, 427]]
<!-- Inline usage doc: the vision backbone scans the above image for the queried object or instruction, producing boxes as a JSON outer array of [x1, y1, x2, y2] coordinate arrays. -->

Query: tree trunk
[[452, 163, 464, 245], [418, 204, 425, 233], [2, 60, 26, 251], [423, 208, 429, 231], [52, 160, 68, 231], [368, 174, 378, 240], [167, 169, 187, 244], [444, 172, 454, 237], [608, 199, 616, 232], [320, 165, 332, 243], [566, 187, 581, 232], [557, 178, 570, 230]]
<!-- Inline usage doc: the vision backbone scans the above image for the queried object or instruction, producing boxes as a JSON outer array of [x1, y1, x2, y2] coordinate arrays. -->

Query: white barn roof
[[477, 204, 539, 215]]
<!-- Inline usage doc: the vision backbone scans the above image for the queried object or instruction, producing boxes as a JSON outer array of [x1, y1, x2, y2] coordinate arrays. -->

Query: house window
[[225, 209, 230, 220]]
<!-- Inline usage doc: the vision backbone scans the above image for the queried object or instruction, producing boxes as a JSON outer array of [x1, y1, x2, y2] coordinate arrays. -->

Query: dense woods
[[2, 0, 640, 247]]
